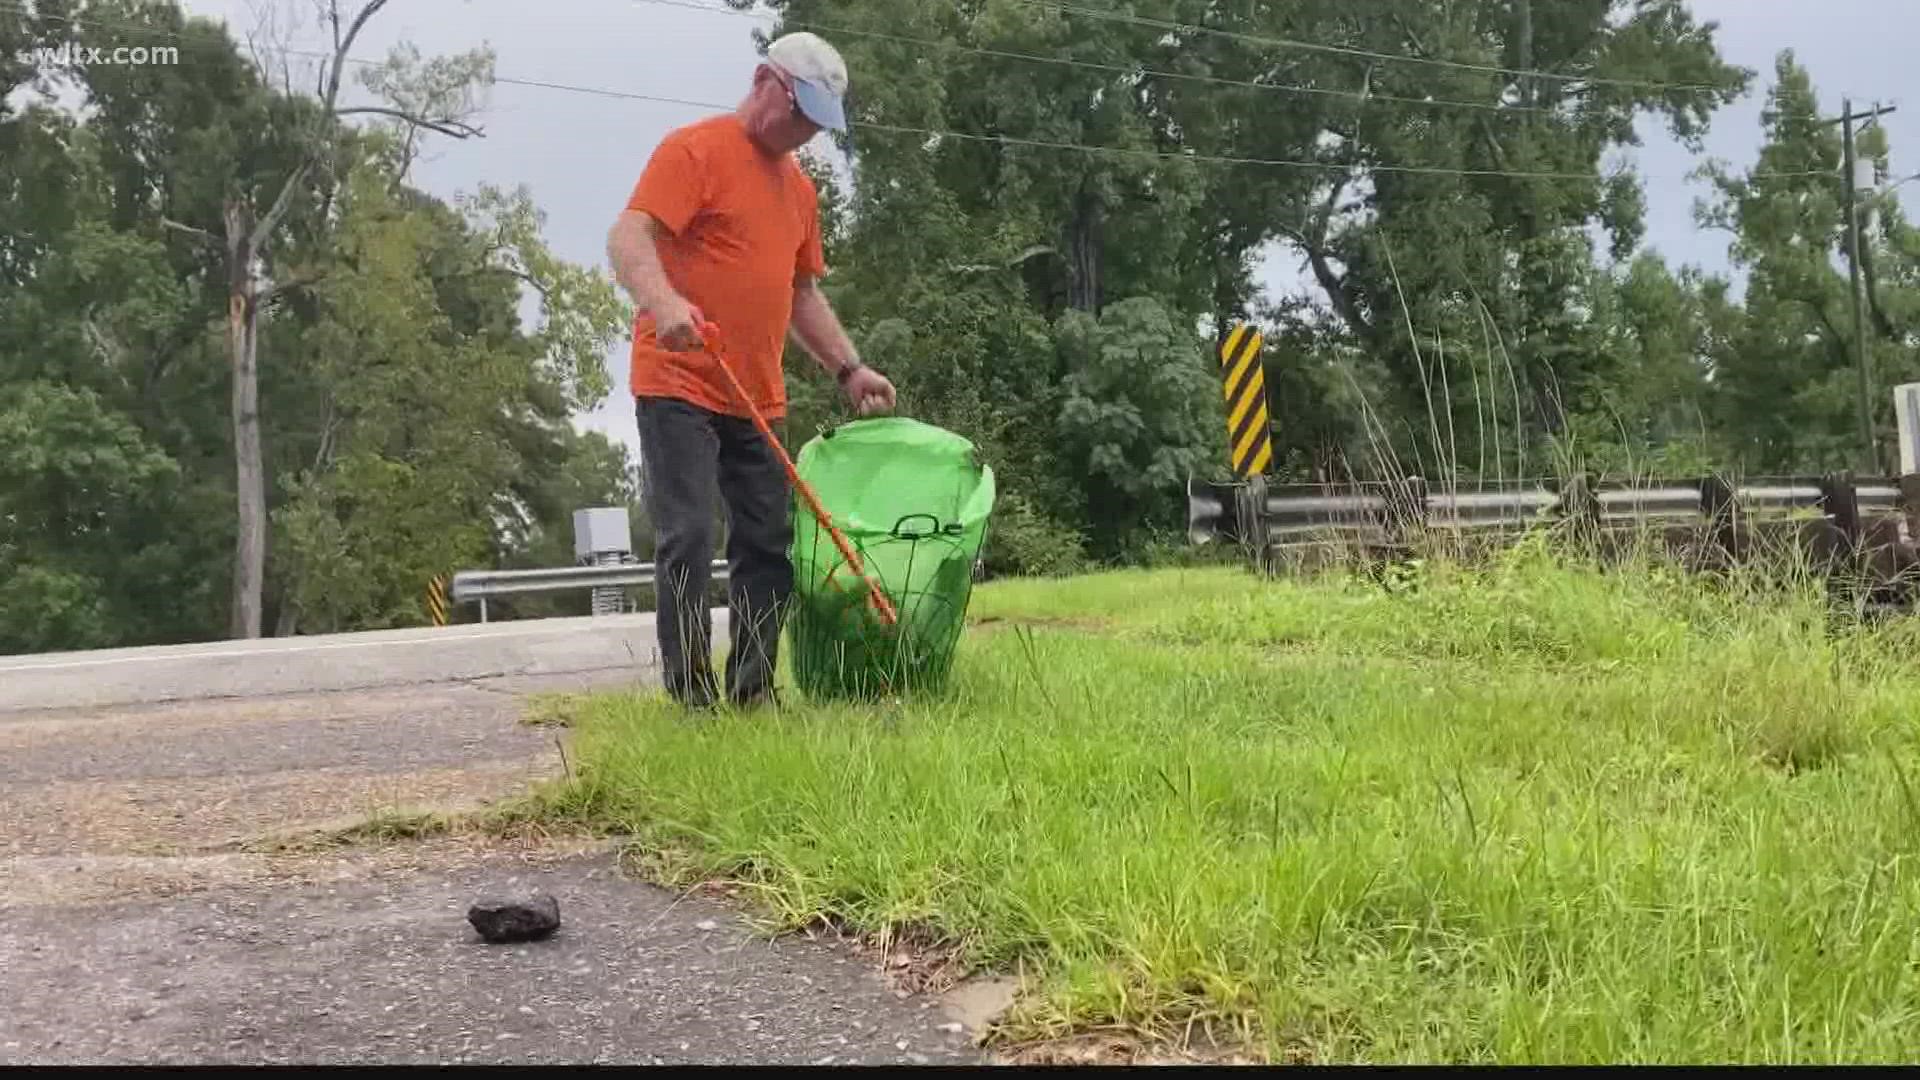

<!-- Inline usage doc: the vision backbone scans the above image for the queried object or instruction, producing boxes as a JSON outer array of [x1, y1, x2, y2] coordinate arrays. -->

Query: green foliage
[[1697, 51, 1920, 473], [1256, 0, 1748, 476], [457, 182, 626, 412], [0, 381, 182, 652], [1055, 298, 1222, 555], [277, 451, 493, 632], [0, 2, 635, 652], [735, 0, 1768, 564], [980, 492, 1086, 578]]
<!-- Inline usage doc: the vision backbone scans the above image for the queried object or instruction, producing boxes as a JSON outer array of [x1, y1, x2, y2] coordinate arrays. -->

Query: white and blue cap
[[766, 32, 850, 133]]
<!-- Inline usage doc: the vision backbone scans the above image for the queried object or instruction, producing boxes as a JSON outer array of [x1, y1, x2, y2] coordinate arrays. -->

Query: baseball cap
[[766, 32, 849, 133]]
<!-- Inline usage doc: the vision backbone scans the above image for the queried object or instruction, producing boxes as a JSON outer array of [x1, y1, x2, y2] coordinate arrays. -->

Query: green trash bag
[[785, 416, 997, 701]]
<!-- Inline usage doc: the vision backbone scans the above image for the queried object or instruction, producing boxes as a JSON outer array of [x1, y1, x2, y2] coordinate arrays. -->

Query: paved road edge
[[0, 611, 730, 713]]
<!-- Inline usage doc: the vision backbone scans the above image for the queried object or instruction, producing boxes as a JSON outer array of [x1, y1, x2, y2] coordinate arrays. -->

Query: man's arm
[[791, 275, 896, 414], [606, 210, 673, 311], [607, 210, 698, 350], [788, 276, 860, 377]]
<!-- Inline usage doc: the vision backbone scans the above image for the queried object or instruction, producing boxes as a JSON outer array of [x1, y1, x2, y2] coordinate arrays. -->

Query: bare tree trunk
[[1514, 0, 1534, 113], [1066, 183, 1104, 315], [210, 0, 480, 639], [225, 200, 266, 640]]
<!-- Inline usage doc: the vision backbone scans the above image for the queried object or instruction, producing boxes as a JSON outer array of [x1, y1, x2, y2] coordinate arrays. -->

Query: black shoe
[[666, 677, 718, 711], [727, 687, 782, 712]]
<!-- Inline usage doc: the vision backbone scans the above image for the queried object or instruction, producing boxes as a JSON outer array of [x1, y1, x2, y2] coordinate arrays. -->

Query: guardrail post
[[1820, 471, 1863, 553], [1235, 476, 1269, 575], [1558, 473, 1600, 549], [1698, 475, 1738, 565], [1384, 475, 1427, 551], [1901, 474, 1920, 546], [1187, 474, 1232, 547]]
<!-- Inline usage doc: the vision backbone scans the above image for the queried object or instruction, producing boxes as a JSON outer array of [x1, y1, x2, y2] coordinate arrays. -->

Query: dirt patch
[[0, 757, 561, 859], [518, 693, 591, 729], [996, 1031, 1264, 1066], [862, 923, 975, 998], [635, 877, 1042, 1052], [940, 975, 1021, 1033]]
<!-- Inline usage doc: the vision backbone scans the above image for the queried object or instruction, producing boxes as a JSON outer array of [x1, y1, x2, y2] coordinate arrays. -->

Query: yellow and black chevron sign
[[426, 574, 449, 627], [1217, 322, 1274, 478]]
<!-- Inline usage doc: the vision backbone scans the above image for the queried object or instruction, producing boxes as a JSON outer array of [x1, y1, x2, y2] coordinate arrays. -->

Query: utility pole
[[1828, 98, 1897, 474]]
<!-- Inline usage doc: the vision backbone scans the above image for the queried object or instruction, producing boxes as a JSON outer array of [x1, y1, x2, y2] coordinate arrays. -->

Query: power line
[[628, 0, 1560, 117], [1007, 0, 1739, 96], [5, 1, 1837, 185], [623, 0, 1824, 122]]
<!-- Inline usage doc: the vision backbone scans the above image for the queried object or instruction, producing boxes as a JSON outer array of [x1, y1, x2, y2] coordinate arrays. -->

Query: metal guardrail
[[1189, 472, 1920, 573], [450, 559, 729, 622]]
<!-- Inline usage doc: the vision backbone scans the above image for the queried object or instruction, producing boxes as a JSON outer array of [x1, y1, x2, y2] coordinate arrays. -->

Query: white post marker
[[1896, 383, 1920, 476]]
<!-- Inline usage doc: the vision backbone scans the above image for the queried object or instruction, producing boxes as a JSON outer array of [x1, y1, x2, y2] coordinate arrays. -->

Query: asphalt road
[[0, 617, 1002, 1065], [0, 843, 987, 1065]]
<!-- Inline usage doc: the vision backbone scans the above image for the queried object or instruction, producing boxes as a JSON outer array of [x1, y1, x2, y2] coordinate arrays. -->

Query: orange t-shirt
[[625, 114, 827, 421]]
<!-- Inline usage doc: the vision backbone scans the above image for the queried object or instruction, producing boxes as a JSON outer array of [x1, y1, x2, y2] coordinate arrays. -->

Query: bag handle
[[891, 514, 942, 540]]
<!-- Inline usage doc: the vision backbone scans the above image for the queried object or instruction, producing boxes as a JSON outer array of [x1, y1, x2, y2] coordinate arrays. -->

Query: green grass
[[538, 540, 1920, 1063]]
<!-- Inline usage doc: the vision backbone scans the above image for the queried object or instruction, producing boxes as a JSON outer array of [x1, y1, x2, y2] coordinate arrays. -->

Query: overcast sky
[[166, 0, 1920, 463]]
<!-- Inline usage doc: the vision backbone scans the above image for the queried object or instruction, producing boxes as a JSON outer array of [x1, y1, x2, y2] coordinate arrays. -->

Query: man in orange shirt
[[606, 32, 895, 709]]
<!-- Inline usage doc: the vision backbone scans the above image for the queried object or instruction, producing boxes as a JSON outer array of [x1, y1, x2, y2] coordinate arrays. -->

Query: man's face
[[745, 64, 824, 154]]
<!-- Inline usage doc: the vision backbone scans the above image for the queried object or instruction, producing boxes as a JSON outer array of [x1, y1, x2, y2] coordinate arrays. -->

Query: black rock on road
[[467, 893, 562, 943]]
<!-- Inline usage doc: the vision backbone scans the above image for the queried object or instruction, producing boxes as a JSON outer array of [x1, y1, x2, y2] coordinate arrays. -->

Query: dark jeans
[[635, 395, 793, 706]]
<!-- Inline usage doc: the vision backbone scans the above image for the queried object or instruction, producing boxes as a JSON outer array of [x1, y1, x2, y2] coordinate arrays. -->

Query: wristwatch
[[836, 359, 865, 387]]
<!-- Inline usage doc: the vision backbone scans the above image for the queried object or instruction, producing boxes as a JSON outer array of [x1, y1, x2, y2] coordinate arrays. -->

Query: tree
[[725, 0, 1753, 562], [1550, 253, 1727, 479], [1697, 52, 1920, 472], [1056, 298, 1223, 555], [270, 166, 629, 633], [0, 38, 233, 648], [0, 382, 180, 653], [0, 1, 634, 653], [1263, 0, 1747, 478], [101, 0, 496, 638]]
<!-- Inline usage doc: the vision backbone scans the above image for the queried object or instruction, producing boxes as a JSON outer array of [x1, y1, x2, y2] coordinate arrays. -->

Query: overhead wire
[[1005, 0, 1741, 96], [1, 0, 1841, 184], [627, 0, 1562, 117]]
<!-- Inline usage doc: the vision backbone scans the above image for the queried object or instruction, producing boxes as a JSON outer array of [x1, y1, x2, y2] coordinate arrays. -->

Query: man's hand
[[841, 365, 896, 416], [791, 277, 895, 413], [650, 294, 703, 352]]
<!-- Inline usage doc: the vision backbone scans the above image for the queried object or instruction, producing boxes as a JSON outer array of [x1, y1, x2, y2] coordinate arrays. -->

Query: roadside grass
[[536, 541, 1920, 1063]]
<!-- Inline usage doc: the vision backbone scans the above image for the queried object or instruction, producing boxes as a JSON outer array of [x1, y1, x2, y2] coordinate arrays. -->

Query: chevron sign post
[[426, 574, 450, 627], [1218, 322, 1274, 478], [1215, 321, 1274, 571]]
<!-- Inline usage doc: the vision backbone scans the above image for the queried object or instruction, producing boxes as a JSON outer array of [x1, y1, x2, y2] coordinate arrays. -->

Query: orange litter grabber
[[695, 319, 899, 628]]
